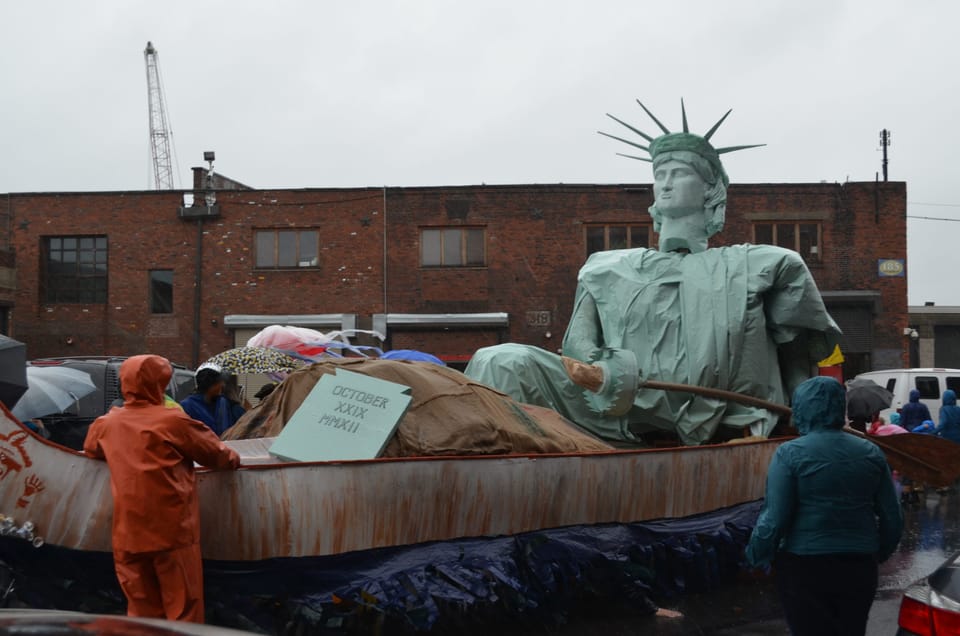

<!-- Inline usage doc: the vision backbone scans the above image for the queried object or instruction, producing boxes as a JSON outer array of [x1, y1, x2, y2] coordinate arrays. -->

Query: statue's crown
[[598, 99, 764, 187]]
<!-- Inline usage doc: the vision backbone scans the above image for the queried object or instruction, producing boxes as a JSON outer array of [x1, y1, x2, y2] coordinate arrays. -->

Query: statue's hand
[[561, 356, 605, 393], [563, 349, 641, 417]]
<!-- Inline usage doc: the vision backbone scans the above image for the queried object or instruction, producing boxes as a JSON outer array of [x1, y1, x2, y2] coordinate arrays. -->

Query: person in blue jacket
[[936, 389, 960, 444], [901, 389, 932, 431], [746, 376, 903, 636], [180, 367, 243, 436]]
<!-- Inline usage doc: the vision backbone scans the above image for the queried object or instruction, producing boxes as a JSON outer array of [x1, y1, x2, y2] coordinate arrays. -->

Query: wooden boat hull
[[0, 405, 780, 631], [0, 406, 780, 560]]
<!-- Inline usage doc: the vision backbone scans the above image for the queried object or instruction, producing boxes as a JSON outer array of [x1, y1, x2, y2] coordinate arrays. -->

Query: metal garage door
[[935, 325, 960, 368]]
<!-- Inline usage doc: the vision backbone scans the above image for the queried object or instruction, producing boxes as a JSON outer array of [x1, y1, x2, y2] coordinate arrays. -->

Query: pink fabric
[[870, 423, 908, 436], [247, 325, 330, 351]]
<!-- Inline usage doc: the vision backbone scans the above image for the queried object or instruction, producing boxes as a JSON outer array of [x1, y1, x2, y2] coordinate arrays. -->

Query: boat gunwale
[[6, 401, 789, 470]]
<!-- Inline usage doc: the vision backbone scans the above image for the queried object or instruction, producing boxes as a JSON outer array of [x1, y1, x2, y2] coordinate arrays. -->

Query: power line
[[907, 214, 960, 222], [908, 201, 960, 208]]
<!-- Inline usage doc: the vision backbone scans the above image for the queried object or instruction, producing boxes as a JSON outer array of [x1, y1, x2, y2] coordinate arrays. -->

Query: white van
[[853, 368, 960, 424]]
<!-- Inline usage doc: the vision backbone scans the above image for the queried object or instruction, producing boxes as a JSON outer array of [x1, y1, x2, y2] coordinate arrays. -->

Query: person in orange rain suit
[[83, 355, 241, 623]]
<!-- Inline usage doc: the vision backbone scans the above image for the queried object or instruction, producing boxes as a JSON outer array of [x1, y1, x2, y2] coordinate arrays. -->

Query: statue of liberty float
[[0, 101, 933, 633]]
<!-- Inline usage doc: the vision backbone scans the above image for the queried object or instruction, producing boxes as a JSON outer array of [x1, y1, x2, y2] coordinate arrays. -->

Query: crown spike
[[616, 152, 652, 162], [715, 144, 766, 154], [704, 109, 732, 141], [636, 100, 671, 134], [605, 113, 654, 142], [597, 131, 650, 152], [681, 99, 689, 133]]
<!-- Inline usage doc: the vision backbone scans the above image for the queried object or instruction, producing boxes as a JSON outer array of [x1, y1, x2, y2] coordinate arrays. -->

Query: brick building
[[2, 179, 907, 379]]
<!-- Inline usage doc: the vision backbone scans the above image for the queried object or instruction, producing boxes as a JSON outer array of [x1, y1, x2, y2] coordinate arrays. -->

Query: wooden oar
[[560, 357, 960, 486], [643, 379, 960, 487]]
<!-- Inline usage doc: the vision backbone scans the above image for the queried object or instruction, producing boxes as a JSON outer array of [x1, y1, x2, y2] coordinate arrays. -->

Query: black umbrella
[[0, 335, 27, 410], [845, 378, 893, 420]]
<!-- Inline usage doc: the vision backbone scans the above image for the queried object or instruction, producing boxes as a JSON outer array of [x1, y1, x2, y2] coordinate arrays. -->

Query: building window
[[42, 236, 108, 304], [585, 225, 651, 257], [255, 230, 319, 269], [421, 227, 485, 267], [149, 270, 173, 314], [753, 222, 821, 262]]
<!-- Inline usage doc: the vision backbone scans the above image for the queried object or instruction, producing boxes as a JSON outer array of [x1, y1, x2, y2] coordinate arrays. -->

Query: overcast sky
[[2, 0, 957, 305]]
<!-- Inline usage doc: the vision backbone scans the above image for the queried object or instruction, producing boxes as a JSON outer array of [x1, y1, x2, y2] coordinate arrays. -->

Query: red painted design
[[0, 430, 32, 481], [16, 474, 45, 508]]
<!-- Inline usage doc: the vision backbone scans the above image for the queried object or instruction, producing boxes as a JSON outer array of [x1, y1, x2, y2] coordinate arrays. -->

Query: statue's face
[[652, 159, 707, 217]]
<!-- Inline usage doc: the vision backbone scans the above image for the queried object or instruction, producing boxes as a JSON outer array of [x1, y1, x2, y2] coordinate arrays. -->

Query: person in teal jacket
[[746, 376, 902, 636], [936, 389, 960, 444]]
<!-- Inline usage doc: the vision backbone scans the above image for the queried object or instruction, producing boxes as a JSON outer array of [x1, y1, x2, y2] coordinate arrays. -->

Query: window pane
[[947, 377, 960, 394], [255, 231, 275, 268], [277, 231, 297, 268], [586, 227, 605, 256], [43, 235, 108, 304], [629, 226, 649, 248], [798, 223, 819, 261], [465, 229, 485, 266], [421, 229, 441, 266], [150, 270, 173, 314], [776, 223, 795, 250], [916, 376, 940, 400], [298, 231, 318, 267], [754, 223, 773, 244], [442, 229, 462, 266], [95, 237, 107, 250], [608, 226, 627, 250]]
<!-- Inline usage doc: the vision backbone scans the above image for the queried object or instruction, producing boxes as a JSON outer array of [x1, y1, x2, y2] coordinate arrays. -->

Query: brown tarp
[[222, 358, 612, 456]]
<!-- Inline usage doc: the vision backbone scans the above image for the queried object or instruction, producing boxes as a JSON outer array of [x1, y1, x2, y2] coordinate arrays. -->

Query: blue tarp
[[0, 499, 762, 634]]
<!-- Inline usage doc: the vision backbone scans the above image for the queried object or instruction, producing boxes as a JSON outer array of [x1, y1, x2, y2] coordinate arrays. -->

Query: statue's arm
[[561, 288, 604, 363], [763, 247, 840, 396]]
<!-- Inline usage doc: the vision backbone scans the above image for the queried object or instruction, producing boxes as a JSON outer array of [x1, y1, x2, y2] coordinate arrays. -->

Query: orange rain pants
[[114, 543, 204, 623]]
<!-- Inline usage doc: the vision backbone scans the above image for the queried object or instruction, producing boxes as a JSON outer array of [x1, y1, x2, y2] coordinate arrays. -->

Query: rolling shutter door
[[826, 305, 873, 354]]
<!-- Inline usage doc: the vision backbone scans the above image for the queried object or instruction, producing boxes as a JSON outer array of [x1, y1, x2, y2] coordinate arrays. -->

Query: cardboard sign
[[269, 369, 412, 462]]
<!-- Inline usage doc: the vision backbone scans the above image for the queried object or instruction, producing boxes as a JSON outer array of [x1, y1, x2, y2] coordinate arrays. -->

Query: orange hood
[[120, 355, 173, 406]]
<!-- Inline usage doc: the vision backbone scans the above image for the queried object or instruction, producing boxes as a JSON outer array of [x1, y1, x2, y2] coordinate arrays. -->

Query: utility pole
[[144, 41, 176, 189], [879, 129, 891, 182]]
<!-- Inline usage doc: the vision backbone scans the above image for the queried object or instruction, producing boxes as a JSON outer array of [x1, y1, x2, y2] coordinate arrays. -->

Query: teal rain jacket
[[746, 377, 903, 567], [937, 389, 960, 444]]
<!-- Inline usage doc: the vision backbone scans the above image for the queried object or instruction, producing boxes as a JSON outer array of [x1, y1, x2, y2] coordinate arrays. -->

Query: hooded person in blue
[[936, 389, 960, 444], [746, 376, 902, 636], [180, 367, 243, 437], [901, 389, 932, 431]]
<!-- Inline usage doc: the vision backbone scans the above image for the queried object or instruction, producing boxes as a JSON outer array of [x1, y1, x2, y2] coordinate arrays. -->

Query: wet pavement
[[526, 485, 960, 635]]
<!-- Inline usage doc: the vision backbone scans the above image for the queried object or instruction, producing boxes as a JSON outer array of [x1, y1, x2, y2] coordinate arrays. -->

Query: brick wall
[[6, 180, 907, 369]]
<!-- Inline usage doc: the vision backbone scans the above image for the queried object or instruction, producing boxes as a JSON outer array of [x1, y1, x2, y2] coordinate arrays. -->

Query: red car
[[898, 552, 960, 635]]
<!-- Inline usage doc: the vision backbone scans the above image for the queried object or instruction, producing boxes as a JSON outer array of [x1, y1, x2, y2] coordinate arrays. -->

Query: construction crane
[[144, 41, 177, 190]]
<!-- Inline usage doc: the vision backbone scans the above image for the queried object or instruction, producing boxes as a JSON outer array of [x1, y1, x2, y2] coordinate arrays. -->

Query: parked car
[[28, 357, 195, 450], [853, 368, 960, 423], [898, 551, 960, 635]]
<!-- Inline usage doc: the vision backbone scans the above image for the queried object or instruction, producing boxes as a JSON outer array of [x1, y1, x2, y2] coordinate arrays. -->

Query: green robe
[[465, 245, 840, 445]]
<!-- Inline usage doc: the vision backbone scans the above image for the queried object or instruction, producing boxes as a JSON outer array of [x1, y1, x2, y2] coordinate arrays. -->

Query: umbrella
[[12, 366, 96, 422], [845, 378, 893, 420], [203, 347, 304, 374], [0, 335, 27, 410]]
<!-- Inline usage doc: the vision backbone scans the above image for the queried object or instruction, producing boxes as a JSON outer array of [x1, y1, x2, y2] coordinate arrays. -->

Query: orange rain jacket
[[84, 355, 240, 553]]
